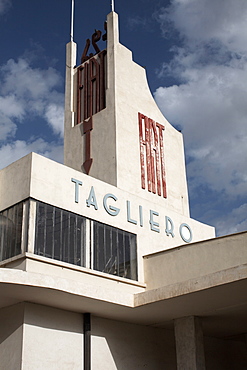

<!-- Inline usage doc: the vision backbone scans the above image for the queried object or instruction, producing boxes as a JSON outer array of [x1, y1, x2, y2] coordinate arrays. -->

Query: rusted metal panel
[[77, 66, 83, 125], [157, 122, 167, 198], [145, 115, 152, 192], [81, 38, 90, 64], [84, 62, 88, 120], [89, 57, 100, 118], [74, 24, 107, 175], [83, 117, 93, 174], [152, 119, 161, 196], [150, 119, 156, 194], [92, 30, 101, 54], [138, 113, 167, 198], [99, 50, 107, 111], [138, 113, 146, 189], [77, 52, 106, 124]]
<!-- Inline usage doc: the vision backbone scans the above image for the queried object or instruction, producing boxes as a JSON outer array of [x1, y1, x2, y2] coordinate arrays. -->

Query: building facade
[[0, 10, 246, 370]]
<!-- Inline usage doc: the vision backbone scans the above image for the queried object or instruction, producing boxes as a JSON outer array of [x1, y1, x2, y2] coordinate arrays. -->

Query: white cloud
[[0, 53, 64, 170], [0, 57, 64, 140], [214, 203, 247, 236], [0, 113, 17, 141], [154, 0, 247, 235], [45, 104, 64, 138], [158, 0, 247, 55], [155, 62, 247, 197], [127, 16, 148, 31], [0, 139, 63, 170], [1, 59, 61, 99], [0, 95, 24, 119], [0, 0, 11, 15], [0, 94, 23, 140]]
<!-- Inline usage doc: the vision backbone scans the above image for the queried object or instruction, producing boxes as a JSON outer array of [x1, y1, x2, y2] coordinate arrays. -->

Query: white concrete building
[[0, 10, 246, 370]]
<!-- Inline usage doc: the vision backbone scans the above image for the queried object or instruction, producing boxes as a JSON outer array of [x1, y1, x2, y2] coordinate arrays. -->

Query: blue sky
[[0, 0, 246, 237]]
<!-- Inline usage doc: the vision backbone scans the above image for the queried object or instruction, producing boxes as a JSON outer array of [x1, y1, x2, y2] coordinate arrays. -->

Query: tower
[[64, 12, 190, 218]]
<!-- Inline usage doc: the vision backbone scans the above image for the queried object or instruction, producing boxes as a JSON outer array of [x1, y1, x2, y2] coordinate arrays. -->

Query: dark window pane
[[45, 205, 54, 258], [69, 215, 75, 264], [77, 218, 85, 266], [35, 201, 86, 268], [35, 203, 45, 256], [93, 222, 105, 272], [62, 212, 69, 263], [15, 203, 23, 256], [0, 202, 23, 262], [118, 232, 124, 277], [93, 220, 137, 280], [54, 208, 61, 260], [129, 234, 137, 280], [34, 201, 137, 280]]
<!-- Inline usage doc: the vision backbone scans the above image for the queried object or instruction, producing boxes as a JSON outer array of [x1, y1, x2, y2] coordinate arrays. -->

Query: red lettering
[[77, 50, 106, 124], [139, 113, 167, 198]]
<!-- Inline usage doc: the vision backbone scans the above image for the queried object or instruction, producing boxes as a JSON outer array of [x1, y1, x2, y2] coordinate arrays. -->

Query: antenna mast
[[111, 0, 115, 12], [70, 0, 75, 42]]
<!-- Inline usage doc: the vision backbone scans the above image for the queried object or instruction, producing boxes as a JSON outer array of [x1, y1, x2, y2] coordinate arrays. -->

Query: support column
[[174, 316, 205, 370], [84, 313, 91, 370]]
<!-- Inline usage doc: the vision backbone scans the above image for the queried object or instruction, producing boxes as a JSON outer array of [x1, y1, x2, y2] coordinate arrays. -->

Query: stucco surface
[[0, 152, 215, 281]]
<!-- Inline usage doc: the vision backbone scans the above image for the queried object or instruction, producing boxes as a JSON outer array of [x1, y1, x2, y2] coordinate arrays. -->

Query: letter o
[[179, 223, 193, 243]]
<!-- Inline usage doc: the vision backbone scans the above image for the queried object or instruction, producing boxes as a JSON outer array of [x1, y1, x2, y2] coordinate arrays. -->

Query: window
[[93, 221, 137, 280], [34, 201, 138, 280], [35, 202, 86, 267], [0, 200, 138, 280], [0, 202, 23, 262]]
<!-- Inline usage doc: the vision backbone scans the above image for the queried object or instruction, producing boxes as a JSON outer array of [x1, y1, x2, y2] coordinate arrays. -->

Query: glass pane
[[0, 202, 23, 262], [15, 203, 23, 256], [123, 233, 130, 279], [76, 217, 85, 267], [54, 208, 61, 260], [93, 220, 137, 280], [33, 201, 137, 280], [69, 215, 75, 265], [93, 222, 105, 272], [130, 234, 137, 280], [35, 203, 45, 256], [62, 212, 69, 263], [34, 201, 86, 268], [45, 205, 54, 258], [118, 231, 124, 277]]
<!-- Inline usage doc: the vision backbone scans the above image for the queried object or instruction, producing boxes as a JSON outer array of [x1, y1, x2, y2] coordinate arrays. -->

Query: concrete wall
[[0, 154, 32, 211], [204, 336, 247, 370], [144, 231, 247, 289], [22, 303, 83, 370], [91, 316, 177, 370], [92, 318, 247, 370], [0, 302, 246, 369], [0, 302, 84, 370], [0, 303, 24, 370]]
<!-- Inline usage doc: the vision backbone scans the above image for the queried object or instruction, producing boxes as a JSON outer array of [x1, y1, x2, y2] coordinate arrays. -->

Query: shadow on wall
[[91, 316, 177, 370], [91, 316, 247, 369], [0, 303, 25, 346], [204, 336, 247, 370], [0, 303, 25, 369]]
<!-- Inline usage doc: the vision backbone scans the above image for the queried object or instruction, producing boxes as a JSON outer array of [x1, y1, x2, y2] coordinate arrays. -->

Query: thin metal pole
[[111, 0, 114, 12], [70, 0, 75, 42], [84, 313, 91, 370]]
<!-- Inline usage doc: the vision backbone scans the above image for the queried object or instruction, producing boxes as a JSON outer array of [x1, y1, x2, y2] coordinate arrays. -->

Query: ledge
[[0, 253, 146, 289]]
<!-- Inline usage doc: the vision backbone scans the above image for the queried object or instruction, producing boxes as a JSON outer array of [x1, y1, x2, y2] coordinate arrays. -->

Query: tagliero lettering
[[71, 178, 193, 243]]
